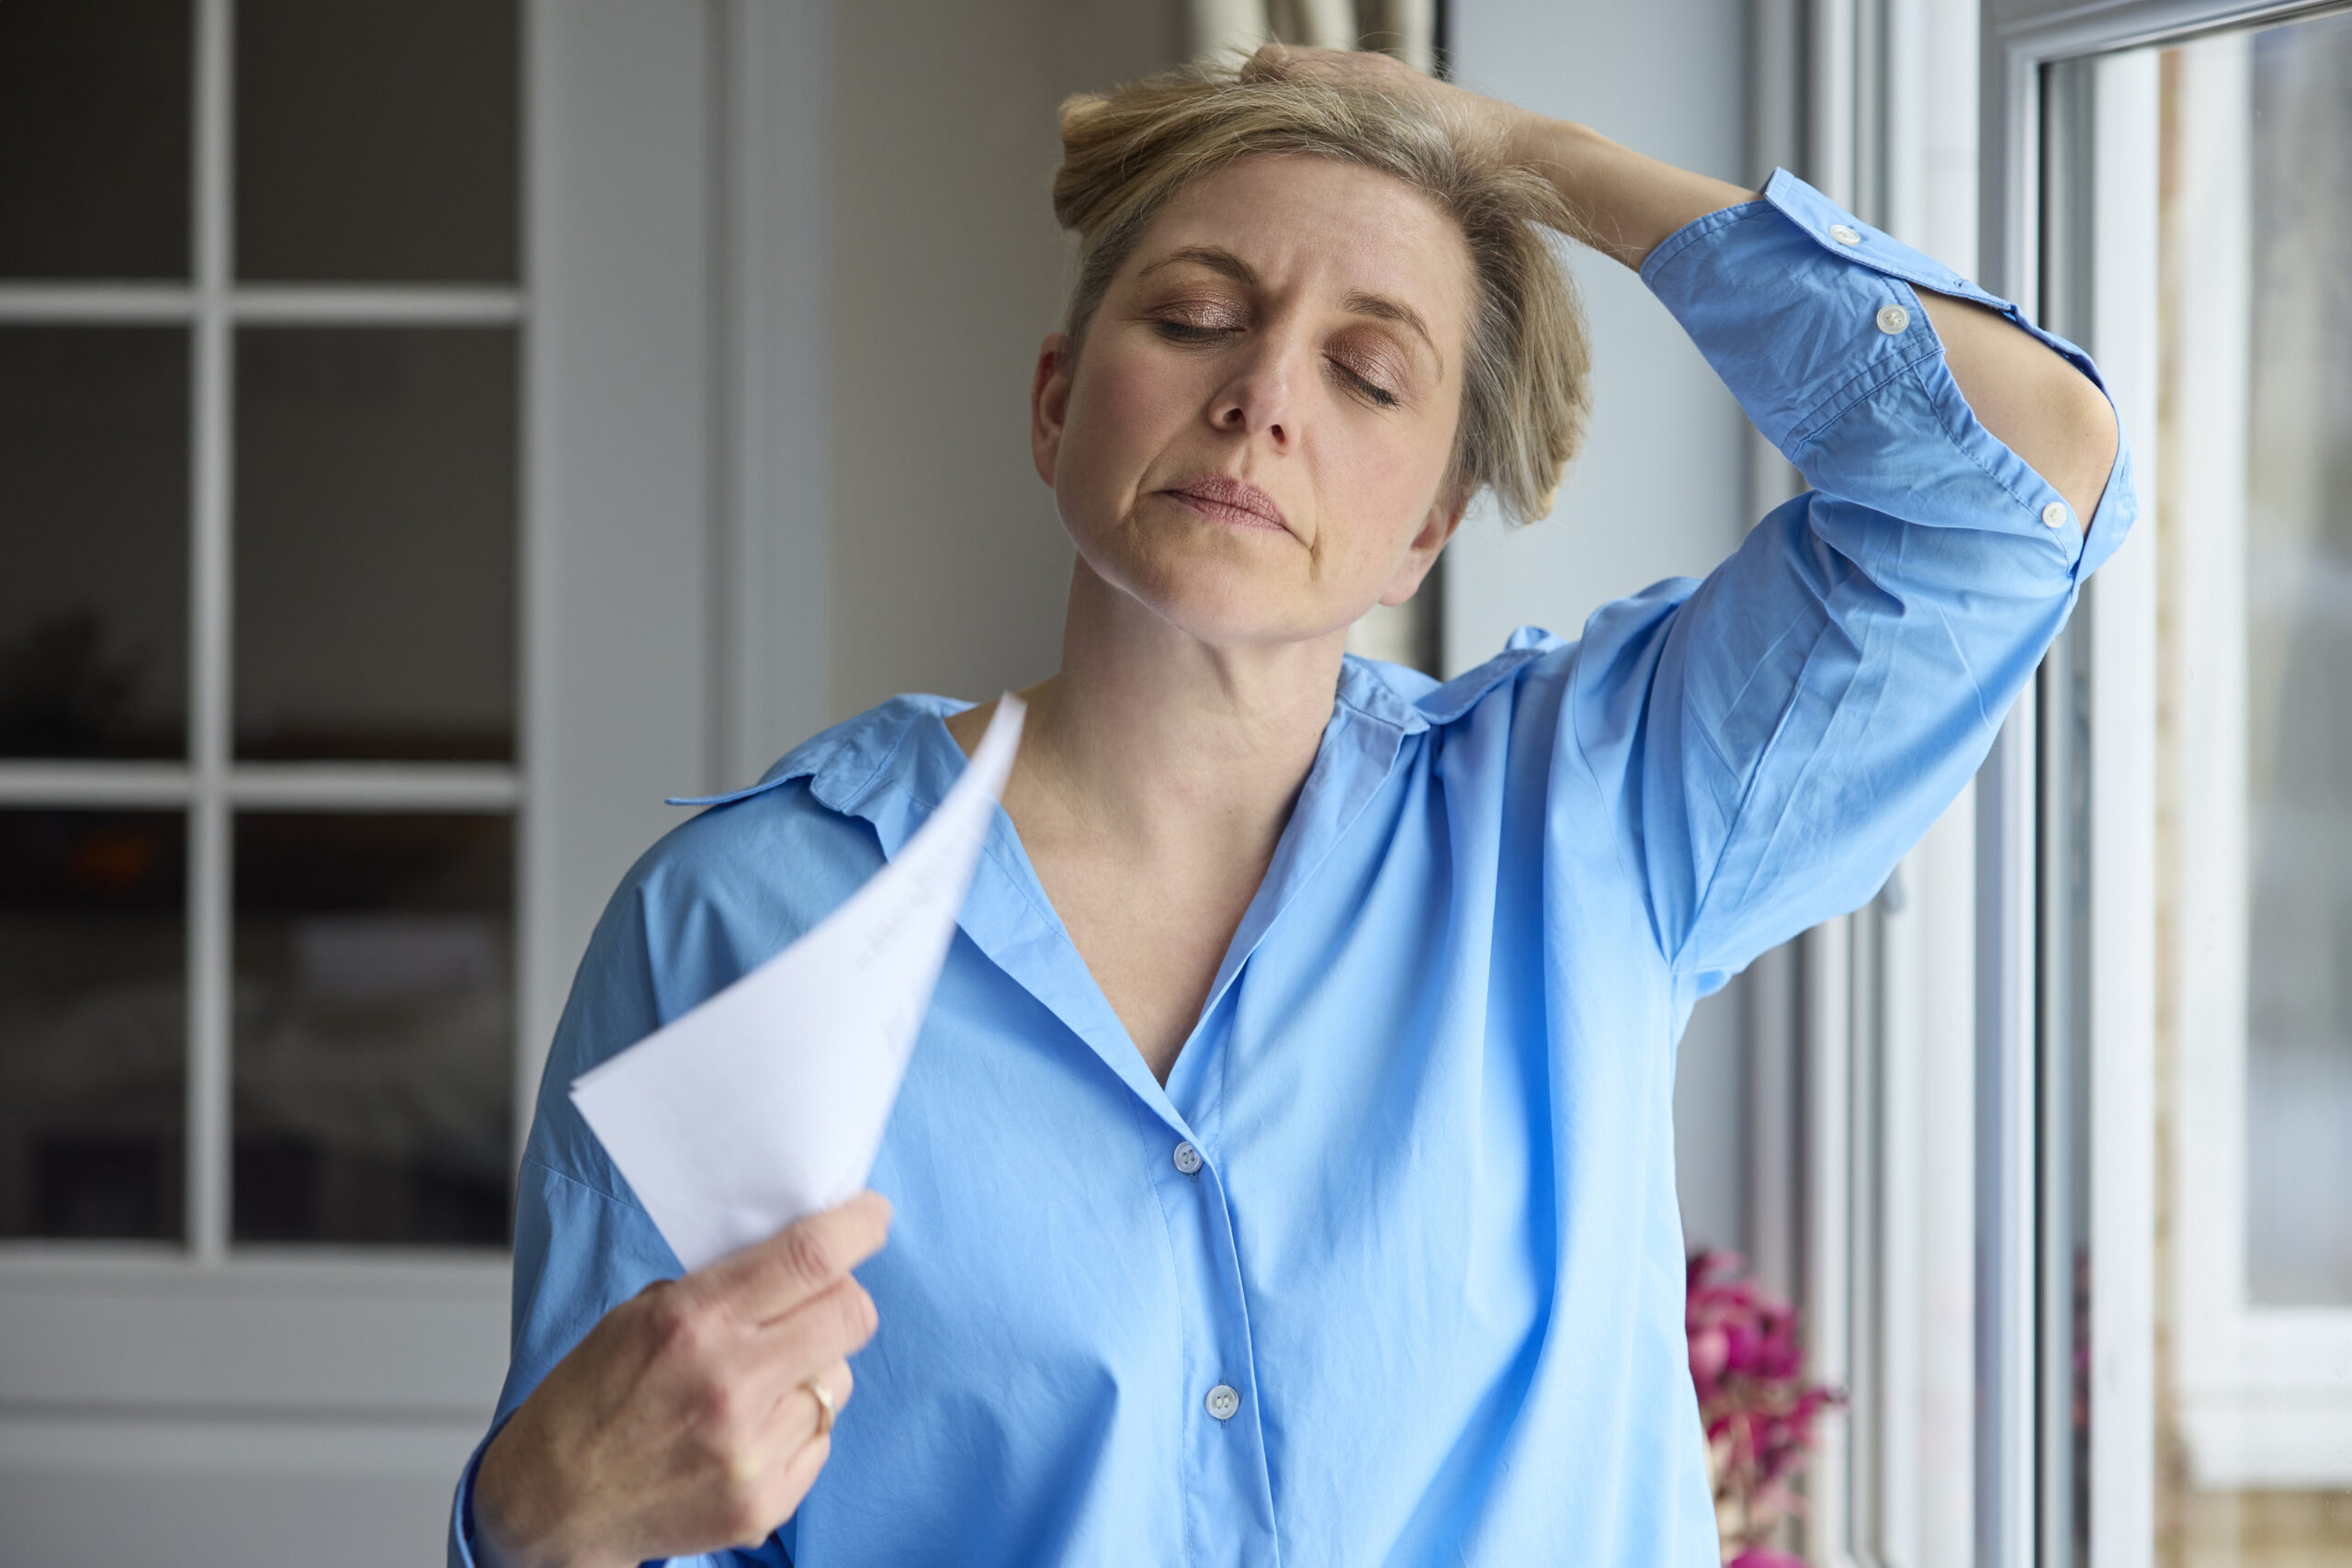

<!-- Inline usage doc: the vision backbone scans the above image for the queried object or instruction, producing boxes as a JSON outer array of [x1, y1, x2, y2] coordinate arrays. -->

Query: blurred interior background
[[0, 0, 2346, 1562]]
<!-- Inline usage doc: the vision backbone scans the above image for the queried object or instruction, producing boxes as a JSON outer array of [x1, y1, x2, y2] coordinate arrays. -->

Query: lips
[[1160, 474, 1288, 533]]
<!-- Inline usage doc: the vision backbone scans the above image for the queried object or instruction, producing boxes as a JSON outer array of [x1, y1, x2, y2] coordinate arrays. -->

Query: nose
[[1209, 341, 1294, 447]]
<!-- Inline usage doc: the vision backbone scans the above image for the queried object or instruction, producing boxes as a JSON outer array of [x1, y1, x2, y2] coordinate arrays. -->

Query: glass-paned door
[[0, 0, 522, 1256], [1, 0, 756, 1557]]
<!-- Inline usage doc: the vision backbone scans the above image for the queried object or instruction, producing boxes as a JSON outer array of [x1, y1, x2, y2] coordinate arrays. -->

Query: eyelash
[[1335, 362, 1401, 408], [1151, 320, 1403, 410], [1152, 321, 1235, 344]]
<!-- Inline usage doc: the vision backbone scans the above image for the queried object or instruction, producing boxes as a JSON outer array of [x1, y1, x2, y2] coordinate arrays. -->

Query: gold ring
[[804, 1375, 837, 1438]]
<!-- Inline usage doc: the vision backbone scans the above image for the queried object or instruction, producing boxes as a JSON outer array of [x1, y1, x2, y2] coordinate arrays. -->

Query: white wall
[[824, 0, 1182, 722], [1441, 0, 1754, 677]]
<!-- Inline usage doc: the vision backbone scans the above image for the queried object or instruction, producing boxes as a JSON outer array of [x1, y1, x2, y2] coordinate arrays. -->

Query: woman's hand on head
[[1245, 43, 1752, 268], [472, 1191, 892, 1568]]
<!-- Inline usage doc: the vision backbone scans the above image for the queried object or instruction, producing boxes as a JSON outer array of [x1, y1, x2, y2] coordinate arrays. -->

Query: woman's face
[[1034, 153, 1476, 648]]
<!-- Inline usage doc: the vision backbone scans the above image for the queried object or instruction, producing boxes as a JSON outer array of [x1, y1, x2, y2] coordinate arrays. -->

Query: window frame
[[1980, 1, 2352, 1562]]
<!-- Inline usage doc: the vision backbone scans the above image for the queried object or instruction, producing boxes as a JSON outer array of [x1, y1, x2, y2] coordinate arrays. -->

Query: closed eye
[[1330, 358, 1400, 409], [1154, 321, 1240, 344]]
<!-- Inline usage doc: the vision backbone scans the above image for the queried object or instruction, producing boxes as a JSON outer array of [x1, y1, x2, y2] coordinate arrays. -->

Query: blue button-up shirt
[[451, 171, 2133, 1567]]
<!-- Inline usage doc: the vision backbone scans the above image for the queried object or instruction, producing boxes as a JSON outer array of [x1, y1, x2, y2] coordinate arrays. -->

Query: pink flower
[[1687, 1249, 1845, 1561], [1690, 1325, 1730, 1383]]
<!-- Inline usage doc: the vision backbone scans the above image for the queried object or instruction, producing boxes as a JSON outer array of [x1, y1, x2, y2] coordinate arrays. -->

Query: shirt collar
[[668, 630, 1564, 823]]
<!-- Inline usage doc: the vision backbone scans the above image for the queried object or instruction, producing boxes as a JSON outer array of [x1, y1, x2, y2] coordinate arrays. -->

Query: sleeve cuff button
[[2041, 501, 2068, 528], [1830, 223, 1862, 245]]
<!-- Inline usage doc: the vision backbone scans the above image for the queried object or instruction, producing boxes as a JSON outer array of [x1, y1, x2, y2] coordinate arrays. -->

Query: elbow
[[2042, 368, 2119, 527]]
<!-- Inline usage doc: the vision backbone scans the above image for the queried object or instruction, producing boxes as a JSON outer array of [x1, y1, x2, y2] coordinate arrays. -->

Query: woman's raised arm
[[1257, 45, 2117, 524], [1261, 43, 2133, 982]]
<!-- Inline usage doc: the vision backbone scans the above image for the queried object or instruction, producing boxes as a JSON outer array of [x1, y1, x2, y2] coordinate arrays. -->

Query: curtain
[[1188, 0, 1437, 72]]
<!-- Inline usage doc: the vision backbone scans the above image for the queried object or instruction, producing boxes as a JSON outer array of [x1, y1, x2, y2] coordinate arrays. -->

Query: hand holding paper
[[571, 696, 1026, 1271]]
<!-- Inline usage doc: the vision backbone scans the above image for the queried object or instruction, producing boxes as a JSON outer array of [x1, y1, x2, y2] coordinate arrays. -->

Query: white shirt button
[[1205, 1383, 1241, 1421], [1171, 1141, 1203, 1176], [1875, 303, 1910, 335], [2041, 501, 2067, 528], [1829, 223, 1861, 246]]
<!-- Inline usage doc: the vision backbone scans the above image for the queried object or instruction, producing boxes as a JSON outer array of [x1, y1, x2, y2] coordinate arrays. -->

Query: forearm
[[1521, 119, 2116, 524], [1507, 118, 1753, 270]]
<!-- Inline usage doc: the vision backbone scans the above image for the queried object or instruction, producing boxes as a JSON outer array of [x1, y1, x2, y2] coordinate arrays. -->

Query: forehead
[[1125, 154, 1473, 319]]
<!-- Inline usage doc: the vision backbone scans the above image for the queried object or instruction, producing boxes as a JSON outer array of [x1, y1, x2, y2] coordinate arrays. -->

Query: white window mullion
[[2084, 45, 2160, 1568], [187, 0, 234, 1267], [228, 287, 524, 325], [1811, 0, 1860, 209], [0, 764, 193, 807], [1975, 686, 2039, 1568], [1802, 915, 1855, 1562], [0, 287, 196, 322], [225, 764, 521, 813]]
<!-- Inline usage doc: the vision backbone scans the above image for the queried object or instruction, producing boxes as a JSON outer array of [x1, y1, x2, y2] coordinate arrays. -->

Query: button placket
[[1149, 1139, 1280, 1564]]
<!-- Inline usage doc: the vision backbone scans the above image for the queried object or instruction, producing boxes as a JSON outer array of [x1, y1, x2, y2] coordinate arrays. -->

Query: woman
[[459, 46, 2124, 1568]]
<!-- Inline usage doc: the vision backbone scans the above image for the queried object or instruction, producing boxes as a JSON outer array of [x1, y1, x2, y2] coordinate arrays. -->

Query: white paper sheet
[[571, 695, 1026, 1272]]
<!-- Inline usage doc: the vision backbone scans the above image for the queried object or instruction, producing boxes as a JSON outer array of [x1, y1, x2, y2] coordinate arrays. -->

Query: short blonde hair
[[1052, 57, 1590, 525]]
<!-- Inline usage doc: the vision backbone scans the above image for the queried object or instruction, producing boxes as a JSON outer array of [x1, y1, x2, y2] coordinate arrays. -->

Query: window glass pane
[[2151, 15, 2352, 1559], [0, 327, 190, 760], [234, 0, 518, 283], [0, 810, 186, 1241], [232, 812, 512, 1247], [0, 0, 191, 280], [232, 327, 516, 761], [2241, 10, 2352, 1310]]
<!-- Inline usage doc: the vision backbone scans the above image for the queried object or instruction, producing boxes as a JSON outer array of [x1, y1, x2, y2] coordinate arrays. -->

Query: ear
[[1377, 486, 1471, 607], [1031, 332, 1072, 488]]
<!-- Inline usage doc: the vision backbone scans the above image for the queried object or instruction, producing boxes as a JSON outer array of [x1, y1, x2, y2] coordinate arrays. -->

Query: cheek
[[1058, 344, 1195, 497], [1318, 412, 1452, 558]]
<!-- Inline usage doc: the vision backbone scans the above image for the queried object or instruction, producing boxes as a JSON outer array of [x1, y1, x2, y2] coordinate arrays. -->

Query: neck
[[983, 559, 1345, 859]]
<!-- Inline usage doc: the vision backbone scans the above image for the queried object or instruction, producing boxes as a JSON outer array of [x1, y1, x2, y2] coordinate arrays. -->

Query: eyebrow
[[1138, 244, 1259, 288], [1340, 288, 1442, 373], [1136, 245, 1445, 375]]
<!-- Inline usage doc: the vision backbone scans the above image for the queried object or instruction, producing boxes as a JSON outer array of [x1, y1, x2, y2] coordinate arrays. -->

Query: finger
[[724, 1431, 829, 1553], [764, 1429, 831, 1525], [735, 1362, 849, 1545], [752, 1273, 880, 1390], [734, 1278, 870, 1429], [790, 1357, 855, 1446], [695, 1191, 892, 1320], [1240, 41, 1293, 81]]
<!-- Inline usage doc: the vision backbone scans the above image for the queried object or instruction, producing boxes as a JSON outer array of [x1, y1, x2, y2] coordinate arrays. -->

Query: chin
[[1091, 538, 1354, 649]]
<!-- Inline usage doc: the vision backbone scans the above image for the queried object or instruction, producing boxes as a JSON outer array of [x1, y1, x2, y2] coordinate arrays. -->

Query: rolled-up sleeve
[[1566, 168, 2135, 984]]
